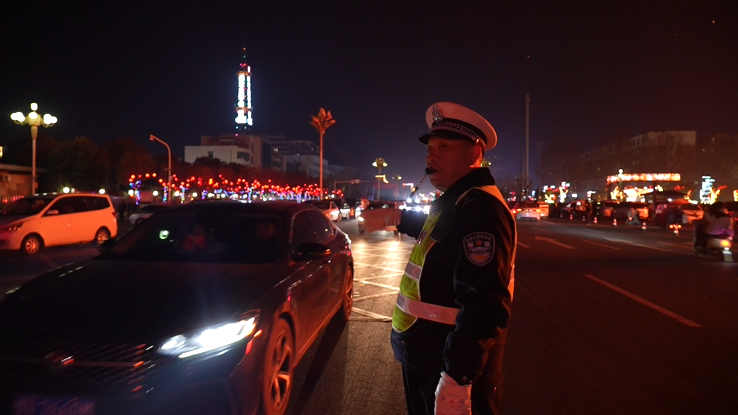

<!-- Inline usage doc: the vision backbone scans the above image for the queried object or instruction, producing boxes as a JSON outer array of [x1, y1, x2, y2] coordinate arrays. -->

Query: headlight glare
[[159, 315, 258, 358]]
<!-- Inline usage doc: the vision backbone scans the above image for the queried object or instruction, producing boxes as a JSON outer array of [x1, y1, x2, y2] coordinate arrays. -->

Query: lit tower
[[235, 47, 253, 130]]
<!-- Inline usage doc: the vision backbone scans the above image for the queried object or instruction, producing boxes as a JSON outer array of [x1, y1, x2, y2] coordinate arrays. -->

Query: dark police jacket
[[391, 168, 516, 385]]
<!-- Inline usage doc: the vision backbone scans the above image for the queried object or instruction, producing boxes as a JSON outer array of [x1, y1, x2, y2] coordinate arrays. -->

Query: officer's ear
[[469, 142, 484, 166]]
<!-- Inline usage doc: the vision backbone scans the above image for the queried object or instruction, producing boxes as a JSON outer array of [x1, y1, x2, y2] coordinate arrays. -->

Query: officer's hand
[[434, 372, 472, 415]]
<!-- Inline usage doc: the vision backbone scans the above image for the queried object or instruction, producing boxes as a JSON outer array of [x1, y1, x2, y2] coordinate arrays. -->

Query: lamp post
[[618, 168, 623, 201], [309, 108, 336, 197], [149, 135, 172, 202], [11, 103, 57, 195], [372, 157, 387, 200]]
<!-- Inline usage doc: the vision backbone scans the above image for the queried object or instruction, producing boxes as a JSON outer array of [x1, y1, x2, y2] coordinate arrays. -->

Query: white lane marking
[[517, 242, 530, 249], [531, 227, 547, 232], [359, 280, 400, 290], [535, 236, 577, 250], [604, 238, 672, 252], [584, 274, 703, 328], [357, 273, 404, 281], [353, 262, 405, 273], [354, 291, 399, 302], [582, 240, 622, 251], [351, 307, 392, 321]]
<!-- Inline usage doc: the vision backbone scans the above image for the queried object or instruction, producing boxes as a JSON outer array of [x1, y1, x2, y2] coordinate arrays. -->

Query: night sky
[[2, 1, 736, 186]]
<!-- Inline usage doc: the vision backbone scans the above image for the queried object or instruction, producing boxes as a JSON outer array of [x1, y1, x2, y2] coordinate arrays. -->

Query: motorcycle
[[694, 222, 734, 262]]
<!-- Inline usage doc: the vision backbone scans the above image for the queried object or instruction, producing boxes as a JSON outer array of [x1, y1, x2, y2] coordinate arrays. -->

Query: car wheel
[[336, 267, 354, 321], [93, 228, 111, 245], [358, 229, 365, 235], [261, 318, 294, 415], [21, 234, 43, 255]]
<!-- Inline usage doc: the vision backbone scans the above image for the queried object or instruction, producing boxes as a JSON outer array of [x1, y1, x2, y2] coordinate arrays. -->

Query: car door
[[306, 210, 342, 320], [41, 197, 77, 246], [289, 211, 326, 344]]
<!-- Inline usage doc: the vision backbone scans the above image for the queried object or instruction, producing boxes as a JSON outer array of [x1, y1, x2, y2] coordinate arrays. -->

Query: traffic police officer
[[391, 102, 517, 415]]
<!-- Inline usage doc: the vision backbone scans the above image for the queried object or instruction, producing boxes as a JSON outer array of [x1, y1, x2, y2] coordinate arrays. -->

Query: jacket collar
[[431, 168, 496, 212]]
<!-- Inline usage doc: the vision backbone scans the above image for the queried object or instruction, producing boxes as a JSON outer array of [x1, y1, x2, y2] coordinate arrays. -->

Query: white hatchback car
[[0, 193, 118, 254], [513, 201, 541, 221]]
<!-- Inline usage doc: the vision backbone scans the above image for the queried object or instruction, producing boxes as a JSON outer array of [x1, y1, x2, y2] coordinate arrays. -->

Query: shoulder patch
[[463, 232, 495, 266]]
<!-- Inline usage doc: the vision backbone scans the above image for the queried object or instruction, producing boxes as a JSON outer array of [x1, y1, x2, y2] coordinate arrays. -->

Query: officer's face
[[426, 137, 479, 192]]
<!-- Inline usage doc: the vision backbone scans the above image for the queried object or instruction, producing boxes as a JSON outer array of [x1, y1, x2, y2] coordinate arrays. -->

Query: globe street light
[[150, 135, 172, 202], [10, 103, 57, 195], [372, 157, 387, 200]]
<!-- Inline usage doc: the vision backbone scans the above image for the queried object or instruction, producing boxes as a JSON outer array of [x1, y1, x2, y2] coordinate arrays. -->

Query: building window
[[237, 152, 250, 161], [208, 152, 214, 158]]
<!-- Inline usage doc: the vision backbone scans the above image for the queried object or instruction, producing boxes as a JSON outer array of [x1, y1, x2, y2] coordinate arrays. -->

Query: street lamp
[[309, 108, 336, 198], [372, 157, 387, 200], [149, 135, 172, 202], [11, 103, 57, 195]]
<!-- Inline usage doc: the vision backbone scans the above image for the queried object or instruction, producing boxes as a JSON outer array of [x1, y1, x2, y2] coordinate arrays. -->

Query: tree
[[104, 137, 156, 194], [47, 136, 108, 192]]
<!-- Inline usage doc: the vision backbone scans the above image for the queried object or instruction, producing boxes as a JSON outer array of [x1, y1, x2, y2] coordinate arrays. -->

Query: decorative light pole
[[392, 174, 403, 199], [309, 108, 336, 197], [10, 103, 57, 195], [149, 135, 172, 202], [372, 157, 387, 200]]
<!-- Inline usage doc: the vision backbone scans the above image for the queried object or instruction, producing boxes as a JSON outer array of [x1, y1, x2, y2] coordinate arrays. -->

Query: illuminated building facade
[[235, 47, 253, 130], [540, 131, 738, 202]]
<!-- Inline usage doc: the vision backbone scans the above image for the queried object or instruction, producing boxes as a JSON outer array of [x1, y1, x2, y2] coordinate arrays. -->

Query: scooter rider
[[695, 202, 734, 250]]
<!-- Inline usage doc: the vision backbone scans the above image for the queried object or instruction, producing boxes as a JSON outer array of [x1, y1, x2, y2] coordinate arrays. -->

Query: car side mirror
[[292, 242, 331, 261]]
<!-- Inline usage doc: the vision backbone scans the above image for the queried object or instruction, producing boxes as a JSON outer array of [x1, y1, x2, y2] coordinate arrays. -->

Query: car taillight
[[720, 239, 731, 248]]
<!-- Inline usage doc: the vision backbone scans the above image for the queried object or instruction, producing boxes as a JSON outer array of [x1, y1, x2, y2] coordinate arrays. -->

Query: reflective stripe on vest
[[396, 292, 457, 325], [392, 185, 517, 333], [391, 211, 440, 332]]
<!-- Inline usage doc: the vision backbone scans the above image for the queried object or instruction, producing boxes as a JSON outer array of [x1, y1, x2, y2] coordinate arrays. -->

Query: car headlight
[[158, 314, 259, 358], [1, 222, 23, 232], [358, 216, 364, 221]]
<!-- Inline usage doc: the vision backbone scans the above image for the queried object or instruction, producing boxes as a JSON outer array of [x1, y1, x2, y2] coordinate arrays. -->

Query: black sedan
[[0, 200, 354, 415]]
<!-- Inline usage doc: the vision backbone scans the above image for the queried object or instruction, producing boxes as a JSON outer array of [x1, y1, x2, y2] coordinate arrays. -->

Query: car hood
[[0, 259, 285, 341], [0, 215, 27, 226]]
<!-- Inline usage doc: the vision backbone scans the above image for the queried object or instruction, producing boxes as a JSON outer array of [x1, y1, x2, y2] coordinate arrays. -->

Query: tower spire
[[235, 47, 253, 129]]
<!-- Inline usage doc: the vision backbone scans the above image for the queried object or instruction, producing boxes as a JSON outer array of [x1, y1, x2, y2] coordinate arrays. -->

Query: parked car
[[598, 200, 620, 220], [0, 193, 117, 255], [128, 203, 172, 225], [358, 201, 400, 235], [560, 200, 588, 219], [537, 201, 550, 219], [679, 203, 704, 224], [303, 200, 340, 222], [0, 200, 353, 415], [612, 202, 649, 221], [339, 198, 359, 219], [512, 201, 541, 221]]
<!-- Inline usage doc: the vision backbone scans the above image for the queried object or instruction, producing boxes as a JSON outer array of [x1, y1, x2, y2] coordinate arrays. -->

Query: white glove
[[434, 372, 472, 415]]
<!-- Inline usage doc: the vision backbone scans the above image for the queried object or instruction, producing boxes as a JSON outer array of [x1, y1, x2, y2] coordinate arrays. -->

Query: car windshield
[[306, 201, 331, 210], [0, 197, 52, 216], [104, 212, 283, 263]]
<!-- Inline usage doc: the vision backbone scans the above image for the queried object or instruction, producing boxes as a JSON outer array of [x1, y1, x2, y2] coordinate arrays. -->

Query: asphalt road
[[1, 217, 736, 414]]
